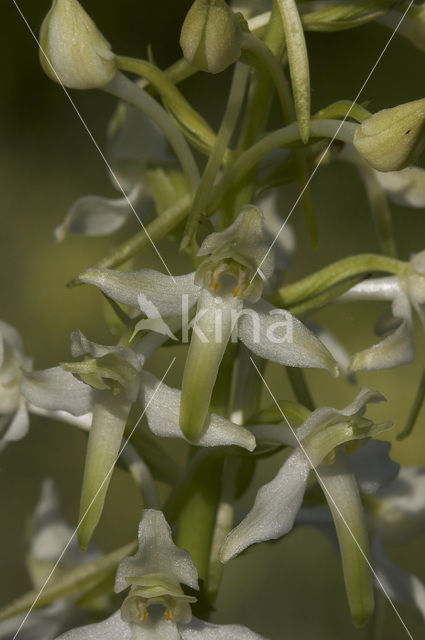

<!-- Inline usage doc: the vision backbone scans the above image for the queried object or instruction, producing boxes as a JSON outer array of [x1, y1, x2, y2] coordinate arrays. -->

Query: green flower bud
[[353, 98, 425, 172], [39, 0, 116, 89], [180, 0, 242, 74]]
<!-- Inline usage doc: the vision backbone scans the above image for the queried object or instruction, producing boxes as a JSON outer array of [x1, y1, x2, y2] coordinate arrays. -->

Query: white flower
[[78, 206, 337, 442], [340, 250, 425, 371], [40, 0, 116, 90], [55, 103, 171, 241], [221, 388, 390, 560], [21, 330, 255, 550], [0, 321, 32, 452], [53, 509, 269, 640]]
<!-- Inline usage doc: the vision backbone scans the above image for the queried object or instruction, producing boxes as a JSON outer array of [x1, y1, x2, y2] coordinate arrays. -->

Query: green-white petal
[[238, 299, 338, 375], [115, 510, 199, 593], [140, 371, 255, 451], [79, 268, 200, 317]]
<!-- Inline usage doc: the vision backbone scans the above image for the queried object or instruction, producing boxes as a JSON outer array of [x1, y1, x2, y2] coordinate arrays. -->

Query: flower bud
[[353, 98, 425, 172], [180, 0, 242, 74], [39, 0, 116, 89]]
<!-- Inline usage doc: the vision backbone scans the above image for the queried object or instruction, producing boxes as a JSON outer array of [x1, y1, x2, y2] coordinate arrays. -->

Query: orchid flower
[[0, 321, 32, 452], [339, 250, 425, 371], [55, 101, 170, 241], [21, 329, 255, 549], [0, 479, 99, 640], [77, 206, 338, 442], [221, 388, 392, 626], [53, 509, 269, 640]]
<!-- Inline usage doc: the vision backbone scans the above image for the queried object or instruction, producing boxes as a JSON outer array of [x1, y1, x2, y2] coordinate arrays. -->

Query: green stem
[[207, 457, 241, 601], [116, 56, 218, 157], [241, 30, 318, 243], [105, 73, 200, 191], [67, 194, 191, 286], [397, 365, 425, 440], [223, 1, 286, 220], [286, 367, 315, 410], [175, 454, 225, 585], [286, 273, 367, 316], [357, 164, 397, 258], [180, 63, 250, 250], [206, 119, 357, 215], [270, 253, 407, 308], [313, 99, 371, 124]]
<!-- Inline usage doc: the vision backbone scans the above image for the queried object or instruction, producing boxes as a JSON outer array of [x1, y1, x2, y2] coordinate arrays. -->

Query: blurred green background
[[1, 1, 425, 638]]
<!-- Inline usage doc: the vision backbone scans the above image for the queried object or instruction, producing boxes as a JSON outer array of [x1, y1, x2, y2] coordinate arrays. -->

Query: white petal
[[28, 405, 92, 431], [108, 103, 170, 171], [54, 611, 131, 640], [29, 478, 98, 570], [115, 509, 198, 592], [372, 537, 425, 622], [21, 367, 93, 416], [221, 448, 310, 561], [181, 617, 268, 639], [348, 440, 399, 494], [374, 166, 425, 208], [1, 400, 29, 446], [296, 387, 386, 442], [78, 269, 200, 317], [70, 329, 141, 369], [238, 300, 338, 375], [350, 294, 414, 371], [339, 277, 402, 302], [0, 320, 25, 355], [129, 618, 181, 640], [54, 183, 144, 242], [307, 322, 355, 383], [140, 371, 255, 451], [197, 206, 274, 281]]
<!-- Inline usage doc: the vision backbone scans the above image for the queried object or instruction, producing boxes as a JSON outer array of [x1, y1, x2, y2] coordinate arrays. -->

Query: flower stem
[[206, 119, 357, 215], [270, 253, 407, 308], [180, 63, 250, 251], [105, 73, 200, 191], [241, 30, 318, 244], [67, 194, 191, 286], [175, 454, 225, 586], [286, 367, 315, 410], [357, 164, 397, 258], [397, 364, 425, 440], [115, 56, 218, 157]]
